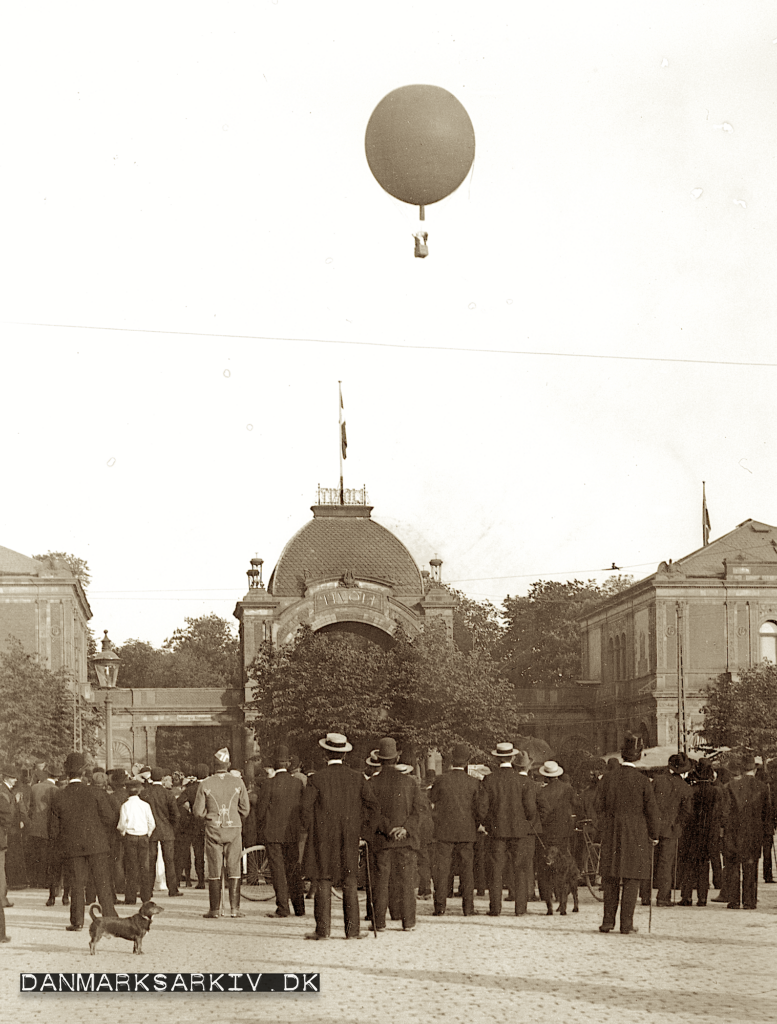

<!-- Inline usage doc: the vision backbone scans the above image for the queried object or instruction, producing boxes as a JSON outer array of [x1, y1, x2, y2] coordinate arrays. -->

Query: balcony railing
[[316, 485, 369, 505]]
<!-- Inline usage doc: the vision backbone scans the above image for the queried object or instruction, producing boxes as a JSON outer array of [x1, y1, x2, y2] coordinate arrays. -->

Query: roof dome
[[268, 504, 423, 597]]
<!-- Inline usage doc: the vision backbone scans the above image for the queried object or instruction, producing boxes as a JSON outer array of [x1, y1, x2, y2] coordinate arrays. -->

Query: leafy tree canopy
[[702, 662, 777, 758], [31, 551, 91, 589], [116, 614, 241, 689], [499, 575, 634, 688], [444, 587, 503, 657], [0, 637, 100, 770], [246, 620, 528, 763]]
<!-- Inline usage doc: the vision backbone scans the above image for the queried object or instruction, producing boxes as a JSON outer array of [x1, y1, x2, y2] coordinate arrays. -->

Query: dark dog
[[88, 901, 163, 955], [544, 846, 580, 916]]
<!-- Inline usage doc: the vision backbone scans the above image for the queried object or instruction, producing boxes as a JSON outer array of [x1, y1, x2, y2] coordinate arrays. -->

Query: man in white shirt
[[118, 781, 156, 905]]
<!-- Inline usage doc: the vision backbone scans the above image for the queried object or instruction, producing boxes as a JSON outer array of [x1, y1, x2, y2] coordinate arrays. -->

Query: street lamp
[[91, 630, 121, 770]]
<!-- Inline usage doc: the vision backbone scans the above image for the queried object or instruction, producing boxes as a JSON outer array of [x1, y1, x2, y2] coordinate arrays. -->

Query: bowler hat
[[64, 751, 86, 774], [376, 737, 400, 760], [150, 767, 165, 782], [0, 765, 18, 779], [318, 732, 353, 753], [539, 760, 564, 778], [451, 743, 470, 764], [110, 768, 128, 785], [739, 755, 756, 772], [196, 763, 209, 779], [513, 750, 532, 770], [668, 752, 693, 773], [276, 744, 291, 762]]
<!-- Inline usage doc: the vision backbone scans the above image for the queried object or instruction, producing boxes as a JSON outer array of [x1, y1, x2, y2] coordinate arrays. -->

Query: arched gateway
[[234, 491, 455, 747]]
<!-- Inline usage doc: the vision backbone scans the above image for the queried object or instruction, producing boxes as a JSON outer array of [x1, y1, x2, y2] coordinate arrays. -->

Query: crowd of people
[[0, 733, 774, 941]]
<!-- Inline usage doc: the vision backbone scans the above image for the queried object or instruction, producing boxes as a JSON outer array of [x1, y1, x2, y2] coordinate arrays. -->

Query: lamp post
[[91, 630, 121, 770]]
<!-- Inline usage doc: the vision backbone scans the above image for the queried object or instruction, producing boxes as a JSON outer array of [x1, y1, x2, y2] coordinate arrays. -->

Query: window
[[759, 620, 777, 663]]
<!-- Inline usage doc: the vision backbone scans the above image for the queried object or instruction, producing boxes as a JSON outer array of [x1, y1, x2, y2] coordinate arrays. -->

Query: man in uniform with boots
[[193, 747, 250, 919], [255, 744, 306, 918], [429, 743, 485, 916], [596, 733, 660, 935], [301, 733, 376, 940]]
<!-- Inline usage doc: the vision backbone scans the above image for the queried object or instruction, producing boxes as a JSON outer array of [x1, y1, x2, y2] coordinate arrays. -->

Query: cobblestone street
[[2, 883, 776, 1024]]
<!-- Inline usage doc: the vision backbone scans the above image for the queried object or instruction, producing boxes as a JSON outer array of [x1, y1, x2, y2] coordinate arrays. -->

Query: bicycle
[[574, 819, 603, 902], [240, 845, 275, 902]]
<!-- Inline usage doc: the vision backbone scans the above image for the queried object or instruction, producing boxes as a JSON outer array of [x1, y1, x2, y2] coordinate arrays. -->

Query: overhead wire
[[5, 320, 777, 369]]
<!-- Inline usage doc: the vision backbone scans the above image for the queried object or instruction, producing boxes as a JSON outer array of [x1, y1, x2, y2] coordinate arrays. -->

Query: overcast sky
[[2, 2, 777, 647]]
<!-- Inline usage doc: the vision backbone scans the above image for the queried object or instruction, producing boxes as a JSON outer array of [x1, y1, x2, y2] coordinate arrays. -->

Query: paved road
[[2, 883, 776, 1024]]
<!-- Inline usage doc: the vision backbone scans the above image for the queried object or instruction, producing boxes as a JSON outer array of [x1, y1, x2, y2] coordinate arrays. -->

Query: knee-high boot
[[229, 878, 245, 918], [203, 879, 221, 919]]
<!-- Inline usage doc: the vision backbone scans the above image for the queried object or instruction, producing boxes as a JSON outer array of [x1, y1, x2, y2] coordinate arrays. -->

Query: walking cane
[[362, 841, 378, 938], [649, 845, 655, 934], [672, 839, 678, 906]]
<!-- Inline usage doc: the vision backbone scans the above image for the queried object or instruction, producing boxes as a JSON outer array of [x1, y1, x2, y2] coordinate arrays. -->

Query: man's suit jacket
[[595, 765, 660, 880], [255, 770, 304, 844], [429, 769, 484, 843], [141, 784, 180, 842], [366, 766, 423, 852], [652, 772, 693, 839], [0, 784, 13, 851], [721, 774, 771, 860], [482, 767, 537, 839], [49, 780, 118, 858], [538, 778, 578, 846], [302, 763, 375, 883], [29, 779, 58, 840]]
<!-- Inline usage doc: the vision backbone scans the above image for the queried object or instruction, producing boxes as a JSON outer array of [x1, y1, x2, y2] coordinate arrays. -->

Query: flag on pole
[[339, 383, 347, 460], [702, 482, 711, 547]]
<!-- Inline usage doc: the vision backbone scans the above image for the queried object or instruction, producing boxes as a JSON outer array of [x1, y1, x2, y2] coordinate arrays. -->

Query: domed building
[[234, 487, 454, 674]]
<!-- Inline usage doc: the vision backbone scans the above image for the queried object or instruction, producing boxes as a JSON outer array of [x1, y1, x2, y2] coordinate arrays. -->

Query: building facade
[[570, 518, 777, 755], [0, 545, 92, 696]]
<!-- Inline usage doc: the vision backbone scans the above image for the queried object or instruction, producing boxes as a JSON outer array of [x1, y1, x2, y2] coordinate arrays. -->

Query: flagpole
[[702, 481, 710, 547], [339, 381, 344, 505]]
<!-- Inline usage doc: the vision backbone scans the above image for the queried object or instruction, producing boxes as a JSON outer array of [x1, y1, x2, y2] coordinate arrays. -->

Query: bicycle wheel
[[583, 839, 603, 902], [241, 846, 274, 901]]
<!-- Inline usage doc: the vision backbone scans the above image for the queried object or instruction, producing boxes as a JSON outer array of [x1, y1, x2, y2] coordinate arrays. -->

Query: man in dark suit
[[644, 752, 693, 907], [27, 770, 57, 892], [595, 733, 660, 935], [429, 742, 484, 916], [301, 732, 376, 940], [720, 755, 772, 910], [0, 768, 16, 908], [255, 744, 306, 918], [365, 738, 423, 932], [141, 767, 182, 898], [482, 744, 538, 916], [49, 752, 119, 931]]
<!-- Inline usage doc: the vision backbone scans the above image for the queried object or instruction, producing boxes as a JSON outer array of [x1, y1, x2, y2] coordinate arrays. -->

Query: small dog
[[544, 846, 580, 916], [88, 901, 163, 955]]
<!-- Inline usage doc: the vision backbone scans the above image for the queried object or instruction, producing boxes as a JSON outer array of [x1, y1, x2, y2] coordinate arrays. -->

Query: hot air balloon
[[365, 85, 475, 258]]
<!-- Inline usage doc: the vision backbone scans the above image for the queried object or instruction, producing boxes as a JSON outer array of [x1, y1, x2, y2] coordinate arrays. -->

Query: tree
[[116, 614, 242, 689], [32, 551, 91, 589], [702, 663, 777, 758], [445, 587, 504, 656], [245, 621, 528, 764], [0, 637, 100, 770], [499, 575, 635, 688], [164, 614, 240, 687]]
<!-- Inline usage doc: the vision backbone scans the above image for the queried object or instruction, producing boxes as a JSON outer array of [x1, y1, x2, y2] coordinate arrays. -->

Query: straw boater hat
[[491, 742, 520, 758], [396, 764, 414, 775], [319, 732, 353, 753], [365, 750, 382, 768], [539, 760, 564, 778]]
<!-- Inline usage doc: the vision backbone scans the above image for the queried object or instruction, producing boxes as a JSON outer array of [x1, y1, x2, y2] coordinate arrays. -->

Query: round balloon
[[365, 85, 475, 207]]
